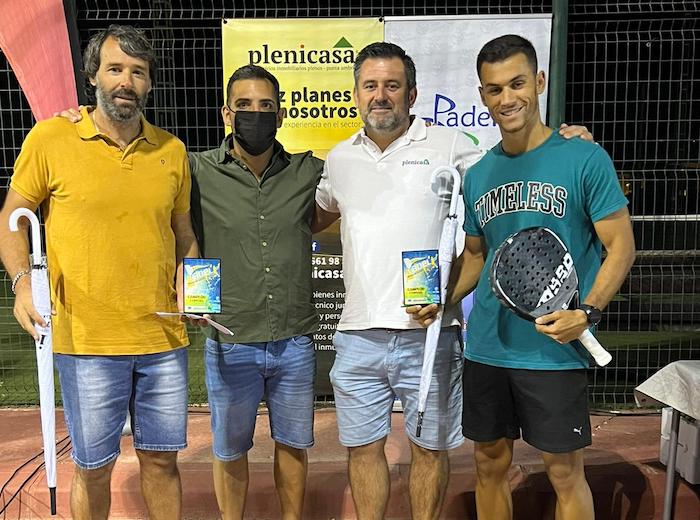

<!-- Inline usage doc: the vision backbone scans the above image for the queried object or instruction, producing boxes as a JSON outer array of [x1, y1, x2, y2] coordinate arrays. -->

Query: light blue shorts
[[204, 335, 316, 461], [55, 348, 189, 469], [330, 328, 464, 451]]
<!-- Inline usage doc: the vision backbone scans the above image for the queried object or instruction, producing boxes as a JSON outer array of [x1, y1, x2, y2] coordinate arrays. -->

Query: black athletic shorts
[[462, 359, 592, 453]]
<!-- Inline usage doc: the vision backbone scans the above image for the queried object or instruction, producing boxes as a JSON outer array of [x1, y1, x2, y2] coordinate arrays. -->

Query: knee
[[214, 454, 248, 476], [410, 442, 445, 465], [136, 450, 179, 476], [474, 441, 512, 482], [543, 454, 585, 493], [349, 438, 386, 462], [275, 442, 307, 461], [75, 461, 114, 486]]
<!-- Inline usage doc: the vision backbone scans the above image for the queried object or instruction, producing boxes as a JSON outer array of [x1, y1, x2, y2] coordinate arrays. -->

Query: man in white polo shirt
[[312, 42, 590, 519], [312, 41, 478, 520]]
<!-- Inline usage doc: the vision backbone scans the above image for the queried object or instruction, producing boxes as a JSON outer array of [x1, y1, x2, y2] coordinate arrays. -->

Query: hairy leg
[[136, 450, 181, 520], [348, 438, 389, 520], [70, 460, 115, 520], [274, 442, 307, 520], [408, 441, 449, 520], [213, 455, 249, 520]]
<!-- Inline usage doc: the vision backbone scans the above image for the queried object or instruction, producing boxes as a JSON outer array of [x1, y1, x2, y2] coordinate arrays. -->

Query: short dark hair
[[82, 25, 158, 101], [226, 64, 281, 108], [353, 42, 417, 90], [476, 34, 538, 79]]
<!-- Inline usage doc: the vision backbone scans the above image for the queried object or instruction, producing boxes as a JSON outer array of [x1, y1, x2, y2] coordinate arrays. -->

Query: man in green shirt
[[189, 65, 323, 520]]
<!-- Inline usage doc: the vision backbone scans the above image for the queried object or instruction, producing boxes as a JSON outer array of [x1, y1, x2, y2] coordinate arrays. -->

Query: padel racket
[[489, 227, 612, 366]]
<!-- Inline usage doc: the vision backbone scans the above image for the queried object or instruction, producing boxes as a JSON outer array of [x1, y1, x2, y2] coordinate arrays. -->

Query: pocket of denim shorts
[[204, 338, 237, 355], [290, 334, 314, 348]]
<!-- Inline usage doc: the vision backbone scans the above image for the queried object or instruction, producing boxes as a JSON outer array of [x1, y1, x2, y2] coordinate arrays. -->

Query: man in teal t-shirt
[[462, 130, 627, 371], [409, 35, 635, 520]]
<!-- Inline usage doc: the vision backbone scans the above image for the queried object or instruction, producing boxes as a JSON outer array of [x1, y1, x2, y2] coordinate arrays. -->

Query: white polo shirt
[[316, 117, 484, 331]]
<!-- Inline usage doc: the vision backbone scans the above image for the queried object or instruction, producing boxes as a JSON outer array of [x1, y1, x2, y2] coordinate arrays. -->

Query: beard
[[362, 102, 404, 133], [95, 84, 147, 122], [365, 112, 400, 132]]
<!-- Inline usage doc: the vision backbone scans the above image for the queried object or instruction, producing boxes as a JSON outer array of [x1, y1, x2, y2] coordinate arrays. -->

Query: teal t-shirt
[[463, 131, 628, 369]]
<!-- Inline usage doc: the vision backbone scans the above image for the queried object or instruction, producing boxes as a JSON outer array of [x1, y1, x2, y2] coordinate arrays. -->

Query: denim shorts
[[330, 328, 464, 451], [55, 348, 189, 469], [204, 335, 316, 461]]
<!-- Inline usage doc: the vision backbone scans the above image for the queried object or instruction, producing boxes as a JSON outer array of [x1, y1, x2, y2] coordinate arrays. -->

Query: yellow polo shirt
[[10, 108, 190, 355]]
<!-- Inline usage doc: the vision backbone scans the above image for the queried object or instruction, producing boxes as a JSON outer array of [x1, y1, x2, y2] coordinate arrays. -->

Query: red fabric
[[0, 0, 78, 121]]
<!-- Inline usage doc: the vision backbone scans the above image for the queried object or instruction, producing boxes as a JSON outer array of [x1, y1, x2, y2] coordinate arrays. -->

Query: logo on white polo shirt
[[401, 159, 430, 167]]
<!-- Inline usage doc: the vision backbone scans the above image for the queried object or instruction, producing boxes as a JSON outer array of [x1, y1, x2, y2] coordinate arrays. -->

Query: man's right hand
[[406, 304, 441, 327], [13, 280, 45, 340], [54, 107, 84, 122]]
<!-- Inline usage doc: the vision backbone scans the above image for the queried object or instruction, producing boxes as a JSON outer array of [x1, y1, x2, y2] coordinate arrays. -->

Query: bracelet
[[10, 269, 31, 294]]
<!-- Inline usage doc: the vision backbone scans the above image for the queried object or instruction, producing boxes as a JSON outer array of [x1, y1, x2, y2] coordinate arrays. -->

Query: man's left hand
[[559, 123, 594, 142], [534, 309, 589, 344]]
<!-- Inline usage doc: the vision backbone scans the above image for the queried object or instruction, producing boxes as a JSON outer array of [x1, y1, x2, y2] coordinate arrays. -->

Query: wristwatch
[[579, 304, 602, 326]]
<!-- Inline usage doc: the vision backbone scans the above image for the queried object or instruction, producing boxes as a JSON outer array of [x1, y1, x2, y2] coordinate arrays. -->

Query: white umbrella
[[9, 208, 56, 515], [416, 166, 462, 437]]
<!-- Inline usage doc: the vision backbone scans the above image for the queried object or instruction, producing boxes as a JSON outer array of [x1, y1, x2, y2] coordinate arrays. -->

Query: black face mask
[[232, 110, 278, 156]]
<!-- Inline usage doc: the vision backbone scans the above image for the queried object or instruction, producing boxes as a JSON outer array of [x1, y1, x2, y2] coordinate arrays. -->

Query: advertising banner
[[385, 15, 552, 151], [222, 18, 383, 157]]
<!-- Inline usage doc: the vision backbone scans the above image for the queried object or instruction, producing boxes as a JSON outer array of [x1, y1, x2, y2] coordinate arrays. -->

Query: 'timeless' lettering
[[474, 181, 568, 227]]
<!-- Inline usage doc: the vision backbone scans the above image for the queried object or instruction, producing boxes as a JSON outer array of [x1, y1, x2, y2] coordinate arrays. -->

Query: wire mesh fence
[[567, 2, 699, 406], [0, 0, 698, 407]]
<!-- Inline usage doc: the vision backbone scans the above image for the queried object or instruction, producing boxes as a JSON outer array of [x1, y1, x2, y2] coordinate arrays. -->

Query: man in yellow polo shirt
[[0, 25, 198, 520]]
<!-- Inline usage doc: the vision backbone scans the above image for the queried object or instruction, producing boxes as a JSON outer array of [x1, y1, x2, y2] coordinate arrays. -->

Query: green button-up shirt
[[189, 136, 323, 343]]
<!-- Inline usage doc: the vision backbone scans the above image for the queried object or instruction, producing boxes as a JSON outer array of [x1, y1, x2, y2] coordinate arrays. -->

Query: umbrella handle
[[430, 166, 462, 216], [8, 208, 42, 266]]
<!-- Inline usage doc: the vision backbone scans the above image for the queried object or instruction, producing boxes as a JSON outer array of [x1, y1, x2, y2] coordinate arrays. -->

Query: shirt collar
[[216, 134, 234, 164], [139, 117, 159, 145], [405, 116, 428, 141], [76, 106, 159, 146], [218, 134, 291, 172]]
